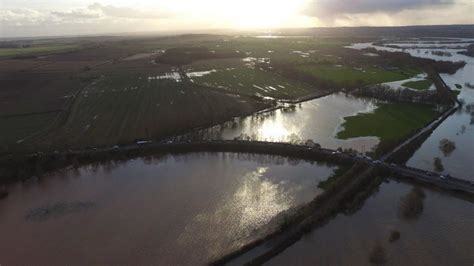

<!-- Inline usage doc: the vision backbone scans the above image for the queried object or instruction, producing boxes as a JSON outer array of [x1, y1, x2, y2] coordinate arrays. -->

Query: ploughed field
[[0, 34, 448, 154]]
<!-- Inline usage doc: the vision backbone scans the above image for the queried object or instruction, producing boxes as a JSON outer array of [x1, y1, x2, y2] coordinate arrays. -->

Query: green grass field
[[402, 80, 433, 90], [296, 65, 420, 87], [0, 45, 79, 58], [337, 103, 439, 153]]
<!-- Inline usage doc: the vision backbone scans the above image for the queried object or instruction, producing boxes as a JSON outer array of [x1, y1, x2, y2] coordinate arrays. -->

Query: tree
[[438, 139, 456, 156], [399, 187, 426, 220], [434, 157, 444, 172], [369, 242, 388, 264], [305, 139, 315, 147], [0, 187, 8, 200], [389, 230, 401, 243]]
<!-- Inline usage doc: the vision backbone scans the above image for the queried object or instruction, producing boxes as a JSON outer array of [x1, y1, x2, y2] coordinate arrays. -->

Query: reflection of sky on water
[[269, 180, 474, 266], [202, 93, 380, 153], [178, 166, 298, 259], [0, 153, 336, 265]]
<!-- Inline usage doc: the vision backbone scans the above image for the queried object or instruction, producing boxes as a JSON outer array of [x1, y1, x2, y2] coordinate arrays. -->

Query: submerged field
[[296, 65, 420, 87], [186, 59, 322, 100], [402, 79, 433, 90], [268, 179, 474, 266], [0, 32, 472, 266], [0, 152, 338, 265]]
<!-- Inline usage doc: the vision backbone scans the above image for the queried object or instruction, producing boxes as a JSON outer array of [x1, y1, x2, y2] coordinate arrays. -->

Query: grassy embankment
[[337, 103, 440, 156], [402, 80, 433, 91], [318, 164, 353, 190]]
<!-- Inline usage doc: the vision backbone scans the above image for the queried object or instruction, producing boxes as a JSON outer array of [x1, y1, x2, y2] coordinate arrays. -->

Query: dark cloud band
[[305, 0, 455, 17]]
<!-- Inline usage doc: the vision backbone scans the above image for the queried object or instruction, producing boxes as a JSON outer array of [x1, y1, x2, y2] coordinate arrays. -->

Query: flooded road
[[267, 180, 474, 266], [348, 39, 474, 180], [0, 152, 336, 265], [195, 93, 380, 152]]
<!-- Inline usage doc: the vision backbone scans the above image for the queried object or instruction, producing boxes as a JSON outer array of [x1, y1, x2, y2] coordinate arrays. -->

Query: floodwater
[[0, 152, 337, 265], [193, 93, 380, 153], [268, 180, 474, 266], [382, 72, 436, 91], [348, 39, 474, 180]]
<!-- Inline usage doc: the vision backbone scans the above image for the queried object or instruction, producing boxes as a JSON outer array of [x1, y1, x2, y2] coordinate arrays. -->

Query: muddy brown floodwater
[[0, 152, 337, 265], [196, 92, 380, 153], [267, 180, 474, 266]]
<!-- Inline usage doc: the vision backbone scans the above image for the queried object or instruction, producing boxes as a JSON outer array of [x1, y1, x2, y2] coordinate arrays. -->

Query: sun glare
[[259, 121, 290, 140]]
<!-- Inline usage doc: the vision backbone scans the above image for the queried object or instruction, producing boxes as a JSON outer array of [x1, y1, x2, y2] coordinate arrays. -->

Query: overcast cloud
[[0, 0, 472, 37]]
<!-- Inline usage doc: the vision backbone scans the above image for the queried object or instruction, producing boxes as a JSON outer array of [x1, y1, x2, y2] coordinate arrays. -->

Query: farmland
[[296, 65, 420, 87], [1, 9, 474, 266], [0, 44, 81, 59], [42, 71, 265, 150], [186, 59, 323, 100], [0, 34, 459, 155]]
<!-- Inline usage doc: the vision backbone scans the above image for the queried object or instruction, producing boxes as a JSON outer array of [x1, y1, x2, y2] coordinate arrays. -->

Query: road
[[381, 103, 459, 162], [54, 139, 473, 195]]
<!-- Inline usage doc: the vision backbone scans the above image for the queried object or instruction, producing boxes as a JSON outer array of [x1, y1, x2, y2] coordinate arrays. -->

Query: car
[[373, 160, 381, 164], [425, 171, 432, 176], [390, 163, 397, 167], [440, 175, 447, 180]]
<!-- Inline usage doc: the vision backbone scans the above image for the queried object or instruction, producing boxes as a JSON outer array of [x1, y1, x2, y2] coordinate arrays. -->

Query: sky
[[0, 0, 473, 37]]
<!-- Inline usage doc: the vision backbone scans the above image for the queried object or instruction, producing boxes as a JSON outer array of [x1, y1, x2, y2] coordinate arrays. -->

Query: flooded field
[[0, 152, 337, 265], [268, 180, 474, 266], [194, 93, 380, 152], [406, 45, 474, 180], [348, 39, 474, 180]]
